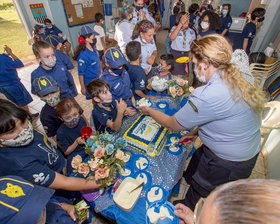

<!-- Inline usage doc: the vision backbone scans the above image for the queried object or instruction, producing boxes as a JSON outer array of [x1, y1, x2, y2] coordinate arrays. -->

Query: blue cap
[[104, 47, 128, 69], [44, 34, 63, 47], [33, 24, 43, 32], [79, 25, 99, 36], [33, 75, 59, 97], [0, 175, 54, 223]]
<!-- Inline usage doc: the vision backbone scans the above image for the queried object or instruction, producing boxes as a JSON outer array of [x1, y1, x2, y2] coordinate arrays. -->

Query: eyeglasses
[[193, 197, 205, 224], [63, 112, 80, 122]]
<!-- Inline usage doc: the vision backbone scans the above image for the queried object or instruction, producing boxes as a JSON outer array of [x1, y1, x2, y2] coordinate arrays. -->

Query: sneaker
[[31, 112, 40, 122]]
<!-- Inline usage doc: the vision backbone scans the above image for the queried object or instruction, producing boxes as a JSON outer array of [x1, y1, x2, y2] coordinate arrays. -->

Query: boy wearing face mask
[[31, 41, 77, 99], [73, 25, 101, 99], [33, 76, 63, 140], [87, 79, 128, 133], [241, 8, 266, 55], [56, 98, 87, 176], [100, 47, 137, 116]]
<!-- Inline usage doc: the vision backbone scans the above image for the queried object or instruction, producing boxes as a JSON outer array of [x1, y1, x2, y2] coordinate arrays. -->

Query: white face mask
[[43, 56, 56, 68], [141, 35, 148, 44], [201, 21, 209, 30], [0, 121, 34, 147], [194, 68, 207, 83]]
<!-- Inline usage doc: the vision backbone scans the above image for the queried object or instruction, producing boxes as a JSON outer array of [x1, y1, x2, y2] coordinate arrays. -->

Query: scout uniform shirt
[[175, 72, 261, 162], [241, 22, 256, 54], [220, 15, 232, 36], [0, 131, 65, 187], [170, 26, 197, 52]]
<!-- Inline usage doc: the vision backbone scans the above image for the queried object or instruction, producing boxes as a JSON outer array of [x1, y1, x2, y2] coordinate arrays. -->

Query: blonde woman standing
[[138, 34, 266, 210]]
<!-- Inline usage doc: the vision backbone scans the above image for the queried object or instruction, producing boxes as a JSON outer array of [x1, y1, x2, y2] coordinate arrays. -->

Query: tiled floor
[[17, 29, 267, 223]]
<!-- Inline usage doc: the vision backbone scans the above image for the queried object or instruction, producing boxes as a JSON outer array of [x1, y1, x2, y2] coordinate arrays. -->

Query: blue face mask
[[111, 68, 124, 75], [222, 9, 228, 16], [135, 6, 143, 11]]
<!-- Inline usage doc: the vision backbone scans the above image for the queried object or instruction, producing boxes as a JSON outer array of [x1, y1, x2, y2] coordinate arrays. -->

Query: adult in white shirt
[[94, 13, 106, 61], [114, 4, 134, 55], [131, 0, 155, 26], [132, 20, 157, 74]]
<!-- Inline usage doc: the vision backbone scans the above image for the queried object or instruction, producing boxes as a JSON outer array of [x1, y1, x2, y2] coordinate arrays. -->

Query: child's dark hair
[[73, 33, 93, 60], [44, 18, 52, 24], [251, 8, 266, 21], [222, 4, 231, 16], [56, 97, 82, 119], [188, 3, 199, 14], [32, 41, 54, 58], [87, 79, 110, 103], [199, 11, 222, 31], [126, 41, 141, 61], [95, 13, 104, 23], [0, 99, 31, 135], [249, 52, 266, 64], [199, 6, 206, 13], [132, 20, 154, 40], [173, 5, 181, 15], [148, 3, 158, 17], [160, 54, 174, 72]]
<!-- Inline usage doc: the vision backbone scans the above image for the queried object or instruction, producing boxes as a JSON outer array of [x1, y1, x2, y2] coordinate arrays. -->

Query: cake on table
[[123, 115, 169, 154]]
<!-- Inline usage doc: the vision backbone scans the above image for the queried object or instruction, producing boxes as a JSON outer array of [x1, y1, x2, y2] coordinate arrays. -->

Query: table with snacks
[[84, 95, 194, 224]]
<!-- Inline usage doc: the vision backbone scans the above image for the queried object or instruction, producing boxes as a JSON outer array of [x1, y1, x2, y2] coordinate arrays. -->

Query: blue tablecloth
[[92, 96, 193, 223]]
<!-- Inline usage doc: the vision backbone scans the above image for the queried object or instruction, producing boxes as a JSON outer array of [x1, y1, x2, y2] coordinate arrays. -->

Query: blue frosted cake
[[123, 115, 169, 154]]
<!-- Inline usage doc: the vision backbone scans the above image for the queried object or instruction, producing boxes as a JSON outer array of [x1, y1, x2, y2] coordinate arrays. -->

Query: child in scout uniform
[[31, 41, 77, 99], [32, 75, 62, 140], [73, 25, 101, 99], [100, 47, 137, 116], [125, 41, 155, 100], [170, 12, 196, 76], [87, 79, 128, 133], [56, 98, 87, 176], [0, 45, 35, 117], [132, 20, 157, 75]]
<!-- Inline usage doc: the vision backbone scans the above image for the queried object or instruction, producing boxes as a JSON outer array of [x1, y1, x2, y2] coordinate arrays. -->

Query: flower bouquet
[[71, 133, 130, 190], [168, 76, 190, 99]]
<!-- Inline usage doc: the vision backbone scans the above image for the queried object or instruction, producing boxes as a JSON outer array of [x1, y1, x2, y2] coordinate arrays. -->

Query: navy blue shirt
[[241, 22, 256, 54], [169, 15, 176, 31], [0, 54, 23, 85], [92, 102, 117, 133], [45, 25, 62, 37], [31, 63, 77, 99], [57, 117, 87, 176], [220, 15, 232, 36], [55, 50, 74, 70], [100, 69, 133, 107], [126, 64, 146, 100], [41, 104, 63, 137], [198, 29, 216, 37], [0, 131, 65, 187], [77, 47, 101, 99], [189, 13, 197, 26]]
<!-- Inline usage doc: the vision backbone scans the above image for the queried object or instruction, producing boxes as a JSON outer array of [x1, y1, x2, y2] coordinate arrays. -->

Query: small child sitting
[[31, 41, 77, 99], [56, 97, 87, 176], [147, 54, 174, 89], [32, 75, 62, 139], [87, 79, 127, 133], [126, 41, 156, 100], [101, 47, 136, 116]]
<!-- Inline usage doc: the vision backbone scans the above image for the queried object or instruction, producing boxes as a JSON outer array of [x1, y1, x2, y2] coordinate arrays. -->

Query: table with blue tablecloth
[[89, 96, 194, 224]]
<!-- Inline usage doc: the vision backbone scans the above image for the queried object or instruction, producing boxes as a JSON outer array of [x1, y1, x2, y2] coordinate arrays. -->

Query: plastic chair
[[250, 57, 280, 88], [259, 101, 280, 178]]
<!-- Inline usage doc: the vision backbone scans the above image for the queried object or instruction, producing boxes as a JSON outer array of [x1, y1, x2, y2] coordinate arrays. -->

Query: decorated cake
[[137, 98, 152, 107], [123, 115, 169, 154]]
